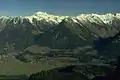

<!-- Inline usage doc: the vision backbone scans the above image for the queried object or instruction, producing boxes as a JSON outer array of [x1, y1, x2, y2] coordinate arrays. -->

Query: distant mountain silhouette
[[93, 31, 120, 55]]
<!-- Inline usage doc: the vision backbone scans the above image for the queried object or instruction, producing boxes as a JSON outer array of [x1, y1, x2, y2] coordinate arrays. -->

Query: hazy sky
[[0, 0, 119, 16]]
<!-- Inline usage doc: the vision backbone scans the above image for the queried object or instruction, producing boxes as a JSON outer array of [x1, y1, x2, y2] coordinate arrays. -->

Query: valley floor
[[0, 53, 73, 75]]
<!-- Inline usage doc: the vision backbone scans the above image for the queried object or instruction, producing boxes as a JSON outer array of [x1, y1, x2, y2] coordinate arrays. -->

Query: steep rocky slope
[[0, 12, 120, 52]]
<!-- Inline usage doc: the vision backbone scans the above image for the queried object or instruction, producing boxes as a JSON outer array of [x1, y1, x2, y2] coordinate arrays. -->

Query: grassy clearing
[[0, 55, 72, 75]]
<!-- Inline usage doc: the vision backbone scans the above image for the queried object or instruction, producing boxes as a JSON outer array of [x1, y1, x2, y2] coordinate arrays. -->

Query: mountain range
[[0, 12, 120, 54]]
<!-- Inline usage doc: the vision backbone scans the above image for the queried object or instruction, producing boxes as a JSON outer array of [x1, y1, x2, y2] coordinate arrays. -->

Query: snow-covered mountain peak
[[35, 12, 48, 15], [0, 12, 120, 26], [25, 12, 69, 24], [76, 13, 120, 24]]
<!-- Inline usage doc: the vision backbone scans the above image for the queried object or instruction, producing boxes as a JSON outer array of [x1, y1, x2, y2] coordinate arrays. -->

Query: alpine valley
[[0, 12, 120, 80]]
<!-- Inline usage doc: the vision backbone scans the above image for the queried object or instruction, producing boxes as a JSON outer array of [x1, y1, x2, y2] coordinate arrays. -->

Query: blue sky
[[0, 0, 119, 16]]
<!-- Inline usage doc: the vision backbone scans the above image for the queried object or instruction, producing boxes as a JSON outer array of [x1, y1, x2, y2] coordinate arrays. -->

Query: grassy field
[[0, 54, 73, 75]]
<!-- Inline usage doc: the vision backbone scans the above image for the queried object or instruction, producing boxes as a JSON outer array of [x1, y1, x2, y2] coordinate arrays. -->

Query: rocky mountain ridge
[[0, 12, 120, 52]]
